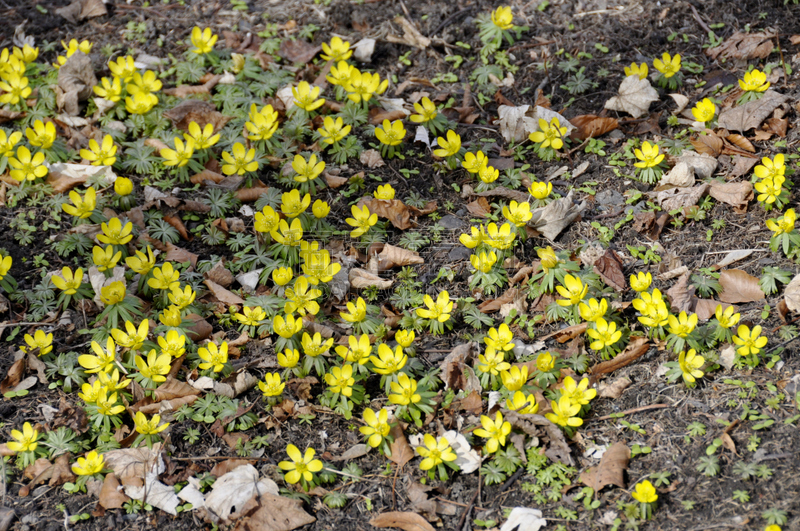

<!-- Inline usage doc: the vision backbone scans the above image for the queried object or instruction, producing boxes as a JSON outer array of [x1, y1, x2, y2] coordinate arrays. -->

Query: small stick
[[588, 403, 669, 422], [689, 4, 712, 34], [456, 488, 480, 531], [433, 497, 488, 511]]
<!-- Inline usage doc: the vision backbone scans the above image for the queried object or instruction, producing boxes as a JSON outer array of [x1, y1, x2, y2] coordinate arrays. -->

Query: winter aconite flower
[[126, 247, 155, 276], [190, 26, 218, 54], [478, 164, 499, 184], [221, 142, 258, 175], [374, 184, 395, 200], [485, 323, 514, 352], [279, 444, 323, 485], [292, 153, 325, 183], [134, 412, 169, 435], [485, 222, 516, 249], [546, 396, 583, 427], [81, 135, 117, 166], [272, 267, 293, 286], [72, 451, 105, 476], [149, 262, 180, 291], [632, 480, 658, 503], [161, 137, 194, 167], [477, 348, 510, 376], [506, 391, 539, 414], [754, 153, 785, 181], [110, 320, 148, 350], [318, 116, 351, 145], [108, 55, 136, 81], [528, 180, 553, 200], [375, 119, 406, 146], [529, 118, 567, 150], [343, 70, 387, 104], [692, 98, 716, 123], [470, 251, 497, 273], [433, 130, 461, 158], [325, 364, 355, 397], [732, 325, 768, 357], [52, 266, 83, 294], [715, 305, 740, 329], [417, 434, 457, 470], [312, 200, 331, 218], [7, 422, 39, 453], [158, 330, 187, 359], [326, 61, 354, 86], [185, 122, 219, 150], [624, 62, 648, 79], [273, 314, 303, 339], [739, 69, 769, 93], [136, 349, 172, 383], [99, 218, 133, 246], [502, 201, 532, 227], [320, 36, 352, 62], [579, 298, 608, 323], [410, 97, 438, 124], [360, 408, 391, 448], [335, 334, 372, 365], [278, 349, 300, 370], [500, 365, 528, 391], [653, 52, 681, 78], [560, 376, 597, 407], [417, 291, 453, 322], [630, 271, 652, 292], [462, 151, 487, 173], [389, 373, 421, 405], [93, 76, 122, 102], [587, 318, 622, 351], [766, 209, 796, 237], [0, 129, 22, 158], [26, 120, 56, 149], [78, 337, 117, 374], [556, 274, 587, 307], [755, 176, 785, 205], [474, 411, 512, 453], [0, 74, 31, 105], [395, 330, 415, 348], [346, 204, 378, 238], [491, 6, 514, 30], [198, 341, 228, 372], [679, 349, 704, 385], [634, 141, 664, 168], [23, 330, 53, 356], [93, 245, 122, 272], [245, 104, 279, 141], [9, 146, 47, 182], [370, 344, 407, 375], [292, 81, 325, 112], [281, 189, 311, 218], [258, 373, 285, 398]]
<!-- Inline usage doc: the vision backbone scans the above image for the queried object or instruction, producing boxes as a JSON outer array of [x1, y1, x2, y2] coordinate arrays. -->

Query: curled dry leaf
[[580, 442, 630, 492], [370, 511, 435, 531], [528, 189, 587, 241], [784, 273, 800, 313], [708, 181, 753, 211], [205, 464, 278, 523], [375, 243, 424, 269], [232, 492, 316, 531], [717, 90, 788, 132], [278, 39, 321, 64], [598, 377, 632, 399], [349, 268, 393, 289], [499, 507, 547, 531], [717, 269, 765, 304], [99, 473, 129, 509], [569, 115, 619, 140], [690, 132, 723, 157], [442, 430, 481, 474], [360, 149, 385, 168], [440, 342, 479, 391], [705, 30, 776, 60], [604, 75, 659, 119], [204, 279, 246, 305], [648, 183, 709, 212], [388, 424, 414, 468], [593, 249, 627, 292], [503, 410, 574, 465], [725, 134, 756, 153]]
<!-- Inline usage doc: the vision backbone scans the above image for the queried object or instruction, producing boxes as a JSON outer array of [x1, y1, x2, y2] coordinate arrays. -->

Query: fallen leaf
[[376, 244, 424, 269], [359, 197, 413, 230], [442, 430, 481, 474], [648, 183, 709, 211], [725, 133, 755, 153], [717, 90, 788, 132], [713, 250, 754, 270], [708, 181, 753, 211], [330, 444, 370, 462], [154, 378, 199, 401], [766, 116, 788, 137], [163, 75, 222, 98], [56, 52, 96, 116], [632, 211, 669, 241], [204, 279, 245, 305], [0, 108, 25, 123], [440, 342, 479, 391], [370, 512, 435, 531], [466, 198, 491, 218], [99, 473, 129, 509], [205, 260, 235, 288], [678, 151, 718, 179], [604, 75, 659, 118], [278, 39, 320, 64], [690, 133, 723, 157], [706, 30, 776, 60], [499, 507, 547, 531], [580, 442, 630, 492], [385, 16, 431, 49], [497, 105, 574, 143], [598, 377, 631, 399], [47, 163, 115, 194], [719, 344, 736, 370], [369, 108, 408, 125], [388, 424, 414, 468], [590, 337, 650, 378], [232, 492, 316, 531], [539, 323, 588, 343], [205, 464, 278, 522], [1, 358, 25, 394], [103, 444, 163, 480], [360, 149, 384, 168], [503, 410, 574, 465], [406, 481, 456, 521], [569, 115, 618, 140], [593, 249, 627, 292], [785, 273, 800, 313], [729, 156, 759, 179], [693, 299, 735, 321], [528, 189, 586, 241], [720, 432, 737, 455], [349, 268, 393, 289], [718, 269, 765, 304], [666, 273, 694, 313]]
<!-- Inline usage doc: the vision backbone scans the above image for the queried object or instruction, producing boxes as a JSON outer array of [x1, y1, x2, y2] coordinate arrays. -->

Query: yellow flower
[[281, 189, 311, 218], [292, 81, 325, 112], [417, 291, 453, 322], [72, 450, 105, 476], [537, 246, 559, 271], [99, 217, 133, 246], [478, 164, 499, 184], [502, 200, 532, 227], [739, 69, 769, 92], [128, 70, 162, 95], [325, 364, 354, 397], [301, 250, 341, 284], [371, 343, 407, 375], [500, 365, 528, 391], [653, 52, 681, 78], [134, 412, 169, 436], [78, 337, 117, 374], [485, 222, 516, 250], [23, 330, 53, 356], [198, 341, 229, 372], [360, 408, 391, 448], [135, 349, 172, 383], [158, 330, 187, 359], [52, 266, 83, 294], [679, 349, 704, 385], [97, 369, 130, 394], [93, 246, 122, 272], [395, 329, 415, 348], [755, 176, 784, 204], [190, 26, 218, 54], [629, 272, 652, 292], [0, 74, 31, 104], [346, 204, 378, 238], [388, 373, 421, 405], [292, 153, 325, 183], [80, 134, 117, 167], [233, 53, 247, 74], [7, 422, 39, 453], [312, 199, 330, 219], [184, 122, 219, 150], [279, 444, 323, 484], [691, 98, 716, 123], [278, 349, 300, 369], [234, 305, 267, 327], [0, 129, 22, 158], [96, 388, 125, 417], [159, 306, 183, 327], [634, 141, 664, 169], [79, 380, 103, 403], [271, 218, 304, 247], [470, 251, 497, 273], [326, 61, 354, 87], [667, 311, 698, 338], [343, 70, 387, 104], [258, 373, 285, 397], [375, 119, 406, 146], [320, 36, 352, 62], [714, 305, 740, 329], [434, 130, 461, 158], [62, 187, 96, 219], [732, 325, 768, 357], [110, 320, 149, 350], [536, 352, 555, 372], [302, 332, 333, 357], [477, 348, 511, 376], [374, 184, 395, 200], [161, 137, 194, 168], [561, 376, 597, 406], [341, 297, 367, 324], [579, 298, 608, 323], [126, 246, 156, 276], [556, 274, 587, 307], [168, 284, 196, 310], [765, 526, 781, 531], [587, 318, 622, 351], [462, 150, 487, 173], [0, 255, 11, 281], [148, 262, 180, 291], [318, 116, 351, 145], [25, 120, 56, 149], [273, 314, 303, 339], [93, 76, 123, 102], [245, 103, 279, 141], [766, 209, 796, 237], [12, 44, 39, 65], [635, 291, 669, 329], [545, 396, 583, 427], [506, 391, 539, 414], [125, 92, 158, 114], [485, 323, 514, 352], [624, 62, 649, 79], [410, 97, 438, 123], [254, 205, 280, 234], [108, 55, 136, 82], [272, 267, 293, 286], [528, 180, 553, 200], [8, 146, 47, 182], [529, 118, 567, 150], [417, 433, 457, 471], [474, 411, 512, 453], [459, 226, 485, 249], [631, 480, 658, 503], [754, 153, 785, 181], [332, 334, 370, 366], [491, 6, 514, 30]]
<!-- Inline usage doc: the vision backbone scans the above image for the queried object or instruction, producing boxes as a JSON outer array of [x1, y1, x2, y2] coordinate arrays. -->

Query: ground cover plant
[[1, 0, 800, 530]]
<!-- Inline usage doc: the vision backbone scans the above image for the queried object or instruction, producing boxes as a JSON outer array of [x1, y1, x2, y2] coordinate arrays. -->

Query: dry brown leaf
[[349, 268, 393, 289], [478, 287, 518, 314], [388, 424, 414, 468], [0, 108, 25, 123], [648, 183, 709, 211], [205, 260, 235, 288], [717, 90, 788, 132], [204, 280, 245, 305], [693, 299, 735, 321], [278, 39, 320, 64], [785, 273, 800, 313], [690, 134, 723, 157], [528, 189, 586, 241], [163, 99, 231, 132], [163, 214, 190, 240], [706, 30, 776, 60], [708, 181, 753, 211], [478, 186, 529, 203], [324, 172, 348, 189], [725, 134, 756, 153], [385, 16, 431, 49], [720, 432, 737, 455], [1, 358, 24, 394], [569, 115, 619, 140], [729, 156, 759, 179], [47, 164, 113, 194], [359, 197, 413, 230], [163, 75, 222, 98], [99, 473, 129, 509], [666, 273, 694, 313], [593, 249, 627, 292], [154, 378, 199, 401], [580, 442, 630, 492], [370, 512, 435, 531], [376, 244, 424, 268], [766, 116, 788, 137], [503, 410, 574, 465], [360, 149, 385, 168], [466, 198, 491, 218], [598, 377, 632, 399], [590, 337, 649, 378], [236, 183, 270, 203], [718, 269, 765, 304], [440, 342, 479, 392], [191, 169, 226, 185], [165, 242, 199, 268], [604, 75, 659, 118], [632, 211, 669, 241], [369, 108, 408, 125], [540, 323, 589, 343], [233, 492, 315, 531]]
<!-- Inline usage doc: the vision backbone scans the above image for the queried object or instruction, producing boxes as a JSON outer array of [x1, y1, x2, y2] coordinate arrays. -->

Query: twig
[[776, 36, 788, 89], [456, 488, 480, 531], [497, 466, 524, 493], [433, 497, 488, 511], [588, 403, 669, 422], [689, 4, 712, 34]]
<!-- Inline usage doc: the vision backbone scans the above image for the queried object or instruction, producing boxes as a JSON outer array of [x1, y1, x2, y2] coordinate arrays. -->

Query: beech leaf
[[604, 75, 659, 118]]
